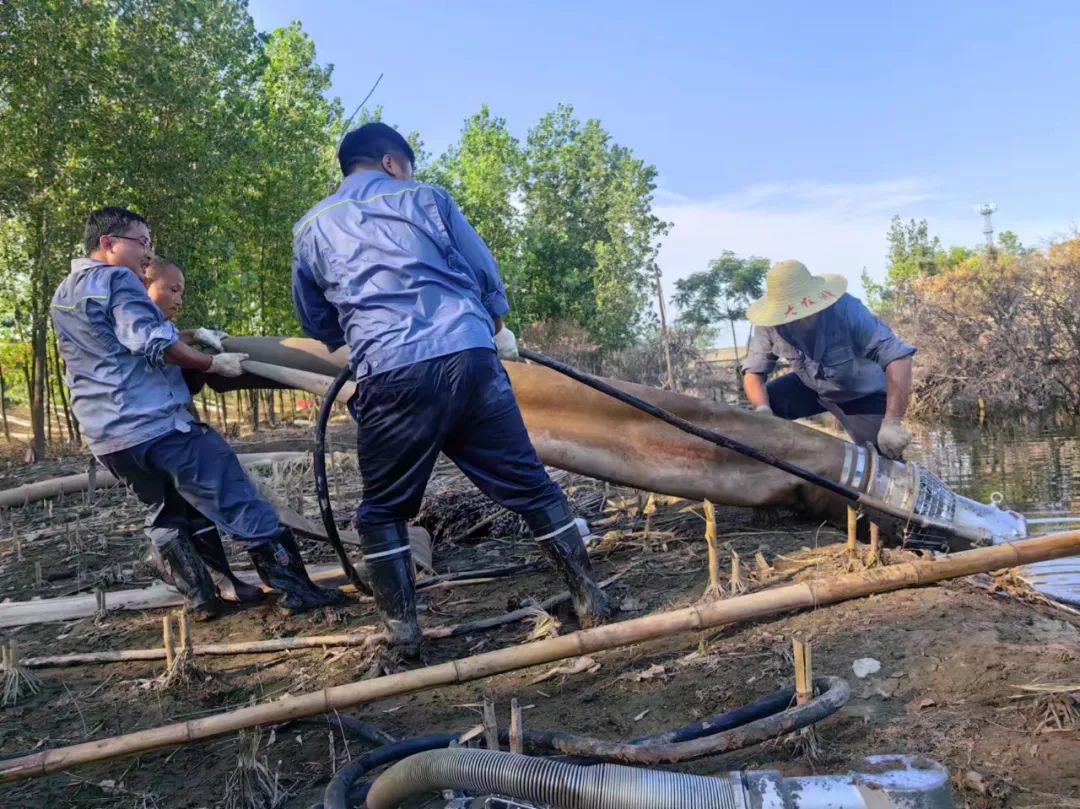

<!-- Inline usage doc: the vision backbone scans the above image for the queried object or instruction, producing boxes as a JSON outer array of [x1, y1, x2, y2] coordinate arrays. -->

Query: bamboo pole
[[702, 499, 722, 599], [846, 506, 858, 556], [792, 639, 812, 705], [868, 521, 882, 567], [21, 631, 382, 668], [482, 698, 499, 752], [5, 529, 1080, 782], [162, 616, 175, 670], [509, 698, 524, 754]]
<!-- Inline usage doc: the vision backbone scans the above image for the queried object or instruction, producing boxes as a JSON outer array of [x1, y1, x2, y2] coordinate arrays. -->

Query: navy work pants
[[767, 372, 887, 449], [98, 424, 282, 550], [351, 348, 563, 529]]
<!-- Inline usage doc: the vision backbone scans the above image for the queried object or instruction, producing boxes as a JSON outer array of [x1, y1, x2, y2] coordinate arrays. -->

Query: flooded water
[[908, 422, 1080, 605]]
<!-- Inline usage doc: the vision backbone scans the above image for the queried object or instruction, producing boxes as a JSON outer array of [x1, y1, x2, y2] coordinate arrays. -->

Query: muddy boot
[[360, 522, 423, 657], [157, 536, 223, 622], [525, 500, 614, 628], [190, 523, 265, 604], [248, 529, 345, 616]]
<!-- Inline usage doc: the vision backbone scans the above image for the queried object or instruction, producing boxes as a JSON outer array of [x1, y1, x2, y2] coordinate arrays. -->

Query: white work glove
[[207, 352, 249, 378], [494, 326, 519, 360], [192, 327, 227, 353], [877, 416, 911, 459], [754, 404, 774, 416]]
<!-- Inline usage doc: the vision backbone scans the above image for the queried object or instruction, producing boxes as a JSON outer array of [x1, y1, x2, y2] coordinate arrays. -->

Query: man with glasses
[[292, 123, 613, 655], [52, 207, 344, 620]]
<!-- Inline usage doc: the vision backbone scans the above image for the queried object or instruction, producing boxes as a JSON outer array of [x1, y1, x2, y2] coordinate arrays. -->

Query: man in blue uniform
[[741, 260, 915, 458], [292, 123, 612, 652], [52, 207, 343, 620], [140, 255, 266, 606]]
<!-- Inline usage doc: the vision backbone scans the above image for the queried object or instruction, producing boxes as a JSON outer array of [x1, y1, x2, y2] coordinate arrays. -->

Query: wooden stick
[[730, 549, 747, 594], [509, 698, 523, 754], [703, 500, 722, 598], [178, 612, 191, 655], [162, 616, 175, 670], [7, 529, 1080, 782], [868, 521, 881, 566], [792, 638, 812, 705], [482, 697, 499, 752], [846, 506, 858, 556]]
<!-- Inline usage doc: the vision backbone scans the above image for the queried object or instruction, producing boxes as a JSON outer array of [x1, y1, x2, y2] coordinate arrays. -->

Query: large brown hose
[[212, 337, 849, 520], [3, 529, 1079, 783]]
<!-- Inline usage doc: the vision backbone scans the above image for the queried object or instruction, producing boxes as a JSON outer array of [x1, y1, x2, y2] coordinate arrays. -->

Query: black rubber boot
[[360, 522, 423, 656], [524, 499, 614, 628], [157, 536, 223, 622], [189, 521, 265, 604], [248, 529, 346, 615]]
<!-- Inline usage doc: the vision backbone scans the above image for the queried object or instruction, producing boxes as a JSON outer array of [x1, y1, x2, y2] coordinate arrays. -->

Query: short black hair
[[337, 122, 415, 177], [83, 207, 148, 254], [145, 256, 183, 282]]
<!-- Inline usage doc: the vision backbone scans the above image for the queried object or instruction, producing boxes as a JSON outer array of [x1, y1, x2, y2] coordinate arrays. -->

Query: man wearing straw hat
[[741, 260, 915, 459]]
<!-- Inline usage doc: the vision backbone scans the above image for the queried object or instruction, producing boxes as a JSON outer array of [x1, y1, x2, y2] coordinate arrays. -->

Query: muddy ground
[[1, 427, 1079, 809]]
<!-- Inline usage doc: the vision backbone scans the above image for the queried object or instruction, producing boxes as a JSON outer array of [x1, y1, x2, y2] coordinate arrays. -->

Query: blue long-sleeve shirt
[[741, 293, 915, 403], [52, 258, 194, 454], [292, 170, 510, 378]]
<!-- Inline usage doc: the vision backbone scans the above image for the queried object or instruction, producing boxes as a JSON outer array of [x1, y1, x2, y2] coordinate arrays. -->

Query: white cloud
[[654, 177, 1076, 345]]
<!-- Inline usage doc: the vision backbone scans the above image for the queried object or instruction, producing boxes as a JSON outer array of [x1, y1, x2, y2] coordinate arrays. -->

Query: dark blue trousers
[[350, 348, 563, 529], [98, 424, 282, 550], [767, 372, 887, 449]]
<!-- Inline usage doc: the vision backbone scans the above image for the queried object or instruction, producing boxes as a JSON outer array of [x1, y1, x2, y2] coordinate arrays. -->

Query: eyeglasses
[[111, 234, 153, 251]]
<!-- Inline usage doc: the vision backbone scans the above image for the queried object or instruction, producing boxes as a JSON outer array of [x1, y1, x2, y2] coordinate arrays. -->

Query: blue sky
[[251, 0, 1080, 330]]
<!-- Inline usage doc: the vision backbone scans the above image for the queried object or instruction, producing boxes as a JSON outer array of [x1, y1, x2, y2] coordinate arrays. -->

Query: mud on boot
[[524, 500, 614, 628], [249, 529, 345, 616], [189, 520, 265, 604], [359, 522, 424, 658], [156, 536, 223, 622]]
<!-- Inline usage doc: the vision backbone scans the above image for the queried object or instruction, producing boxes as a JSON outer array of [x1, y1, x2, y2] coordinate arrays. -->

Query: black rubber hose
[[508, 676, 849, 765], [313, 363, 372, 595], [323, 732, 460, 809], [285, 714, 397, 747], [324, 678, 848, 808], [518, 347, 962, 541]]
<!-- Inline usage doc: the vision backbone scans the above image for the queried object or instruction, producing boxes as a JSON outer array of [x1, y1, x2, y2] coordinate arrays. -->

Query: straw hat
[[746, 260, 848, 327]]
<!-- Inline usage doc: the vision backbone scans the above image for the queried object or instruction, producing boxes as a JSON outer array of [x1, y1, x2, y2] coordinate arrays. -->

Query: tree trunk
[[266, 388, 275, 426], [0, 366, 10, 441], [44, 352, 54, 445], [653, 263, 676, 391], [728, 317, 743, 403], [30, 318, 48, 460], [219, 392, 229, 433], [250, 387, 259, 432], [51, 334, 77, 443], [199, 392, 210, 423]]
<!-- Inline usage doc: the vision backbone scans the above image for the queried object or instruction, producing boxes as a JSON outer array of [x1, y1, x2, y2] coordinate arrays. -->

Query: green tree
[[218, 22, 342, 335], [673, 251, 769, 344], [0, 0, 116, 458], [0, 0, 269, 457], [426, 105, 522, 268], [865, 216, 953, 315], [515, 104, 668, 350]]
